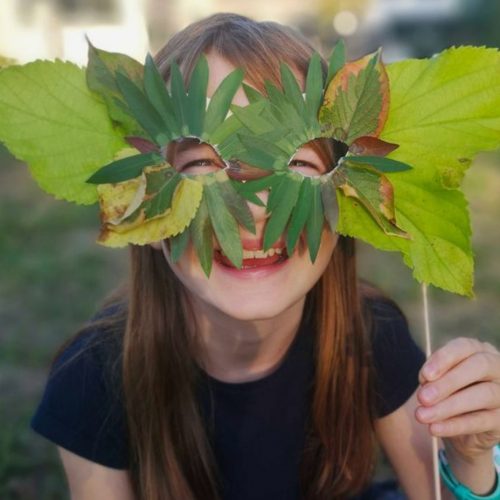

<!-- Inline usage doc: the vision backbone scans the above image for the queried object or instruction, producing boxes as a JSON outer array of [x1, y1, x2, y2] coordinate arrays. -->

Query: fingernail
[[423, 362, 437, 379], [421, 386, 438, 402], [417, 407, 435, 421]]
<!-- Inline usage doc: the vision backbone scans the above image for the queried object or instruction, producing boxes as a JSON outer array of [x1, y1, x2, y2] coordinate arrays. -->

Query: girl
[[29, 13, 500, 500]]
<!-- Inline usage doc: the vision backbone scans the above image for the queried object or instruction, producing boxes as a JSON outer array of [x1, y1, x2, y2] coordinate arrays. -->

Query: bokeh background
[[1, 0, 499, 498]]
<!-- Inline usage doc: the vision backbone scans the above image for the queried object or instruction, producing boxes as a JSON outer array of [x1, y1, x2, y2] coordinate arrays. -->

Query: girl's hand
[[415, 337, 500, 460]]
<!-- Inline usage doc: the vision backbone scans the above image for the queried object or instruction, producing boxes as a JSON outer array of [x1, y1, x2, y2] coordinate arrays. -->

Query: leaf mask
[[0, 42, 499, 294]]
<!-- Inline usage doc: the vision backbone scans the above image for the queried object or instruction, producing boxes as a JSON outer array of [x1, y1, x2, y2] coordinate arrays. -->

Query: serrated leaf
[[204, 179, 242, 268], [205, 68, 244, 139], [98, 177, 202, 246], [345, 155, 412, 173], [320, 178, 338, 233], [214, 171, 255, 233], [326, 40, 346, 85], [87, 151, 163, 184], [169, 228, 190, 262], [144, 54, 181, 137], [286, 177, 313, 254], [0, 60, 126, 204], [190, 195, 213, 276], [97, 174, 144, 224], [363, 46, 500, 295], [319, 51, 389, 144], [382, 46, 500, 188], [263, 174, 302, 250], [305, 180, 324, 262], [86, 42, 145, 136], [116, 72, 169, 145], [186, 55, 209, 137]]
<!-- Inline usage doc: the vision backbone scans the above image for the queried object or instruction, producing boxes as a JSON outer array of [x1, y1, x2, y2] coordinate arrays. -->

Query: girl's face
[[157, 51, 339, 321]]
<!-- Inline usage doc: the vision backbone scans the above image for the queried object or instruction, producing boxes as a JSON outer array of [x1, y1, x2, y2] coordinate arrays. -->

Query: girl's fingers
[[417, 351, 500, 406], [419, 337, 498, 384], [425, 408, 500, 438], [416, 381, 500, 423]]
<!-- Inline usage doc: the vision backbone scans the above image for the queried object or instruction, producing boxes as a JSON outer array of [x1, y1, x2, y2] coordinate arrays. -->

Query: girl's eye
[[178, 158, 225, 175], [288, 159, 323, 177]]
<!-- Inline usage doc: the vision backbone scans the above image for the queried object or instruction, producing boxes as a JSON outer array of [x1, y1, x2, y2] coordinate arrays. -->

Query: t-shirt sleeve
[[369, 299, 426, 418], [30, 328, 129, 469]]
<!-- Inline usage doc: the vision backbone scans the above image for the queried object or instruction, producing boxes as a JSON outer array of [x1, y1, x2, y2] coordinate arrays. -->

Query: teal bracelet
[[439, 445, 500, 499]]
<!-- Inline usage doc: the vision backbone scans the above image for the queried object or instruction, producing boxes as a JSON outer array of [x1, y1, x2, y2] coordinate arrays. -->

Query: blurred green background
[[1, 0, 499, 498]]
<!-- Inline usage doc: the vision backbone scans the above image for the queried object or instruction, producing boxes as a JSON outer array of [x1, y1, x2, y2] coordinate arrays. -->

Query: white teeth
[[241, 248, 284, 259]]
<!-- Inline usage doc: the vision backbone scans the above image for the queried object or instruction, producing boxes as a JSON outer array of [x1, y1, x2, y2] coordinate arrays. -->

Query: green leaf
[[320, 178, 338, 233], [364, 45, 500, 295], [326, 39, 346, 85], [143, 170, 182, 218], [319, 51, 389, 144], [215, 171, 255, 233], [190, 195, 213, 276], [116, 72, 169, 144], [334, 162, 406, 237], [170, 62, 189, 135], [280, 63, 306, 116], [305, 53, 324, 126], [266, 174, 287, 213], [263, 174, 302, 250], [186, 55, 209, 136], [0, 60, 126, 204], [87, 152, 162, 184], [382, 46, 500, 188], [86, 42, 145, 136], [305, 180, 324, 262], [242, 83, 265, 103], [205, 68, 244, 139], [345, 155, 412, 172], [237, 135, 282, 170], [170, 229, 190, 262], [286, 177, 313, 254], [144, 54, 181, 137], [204, 178, 242, 268]]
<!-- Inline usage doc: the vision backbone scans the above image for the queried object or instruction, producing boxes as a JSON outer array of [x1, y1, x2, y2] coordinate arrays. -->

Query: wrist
[[439, 445, 500, 499]]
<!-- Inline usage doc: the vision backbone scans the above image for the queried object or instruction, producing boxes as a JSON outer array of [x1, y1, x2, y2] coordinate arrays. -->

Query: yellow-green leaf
[[0, 60, 126, 204]]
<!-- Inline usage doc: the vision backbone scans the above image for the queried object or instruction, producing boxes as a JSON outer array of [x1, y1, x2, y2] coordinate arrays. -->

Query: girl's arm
[[58, 446, 135, 500]]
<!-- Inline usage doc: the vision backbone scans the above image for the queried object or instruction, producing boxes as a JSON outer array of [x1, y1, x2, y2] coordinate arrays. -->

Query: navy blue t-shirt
[[31, 298, 425, 499]]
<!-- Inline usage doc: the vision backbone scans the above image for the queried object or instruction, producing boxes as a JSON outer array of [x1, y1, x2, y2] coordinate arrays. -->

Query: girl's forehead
[[205, 49, 306, 104]]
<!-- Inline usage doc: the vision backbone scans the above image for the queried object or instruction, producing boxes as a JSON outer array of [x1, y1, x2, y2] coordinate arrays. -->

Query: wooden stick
[[422, 283, 442, 500]]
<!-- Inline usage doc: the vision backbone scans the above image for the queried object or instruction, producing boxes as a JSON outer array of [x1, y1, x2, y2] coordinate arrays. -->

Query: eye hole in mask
[[167, 137, 227, 175], [287, 138, 349, 177]]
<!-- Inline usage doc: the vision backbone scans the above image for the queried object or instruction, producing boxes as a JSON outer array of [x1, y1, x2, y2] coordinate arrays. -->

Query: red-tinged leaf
[[332, 163, 407, 237], [125, 136, 160, 154], [319, 51, 390, 144], [349, 136, 398, 157]]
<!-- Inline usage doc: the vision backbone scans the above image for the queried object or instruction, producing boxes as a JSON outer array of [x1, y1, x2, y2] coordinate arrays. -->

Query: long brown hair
[[59, 13, 380, 499]]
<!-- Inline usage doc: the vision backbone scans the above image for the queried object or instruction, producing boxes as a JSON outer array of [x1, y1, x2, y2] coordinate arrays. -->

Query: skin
[[59, 50, 500, 498]]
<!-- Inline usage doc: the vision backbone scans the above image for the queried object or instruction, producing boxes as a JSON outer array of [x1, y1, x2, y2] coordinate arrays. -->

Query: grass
[[0, 145, 499, 497]]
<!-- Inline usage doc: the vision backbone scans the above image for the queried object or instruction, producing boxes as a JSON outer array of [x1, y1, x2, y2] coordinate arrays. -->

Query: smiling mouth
[[214, 247, 289, 268]]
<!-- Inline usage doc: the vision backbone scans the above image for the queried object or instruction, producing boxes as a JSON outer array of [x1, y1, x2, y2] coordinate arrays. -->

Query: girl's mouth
[[214, 247, 289, 269]]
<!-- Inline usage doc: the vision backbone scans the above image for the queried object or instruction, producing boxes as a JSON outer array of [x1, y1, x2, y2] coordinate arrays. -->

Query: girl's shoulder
[[30, 302, 129, 469]]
